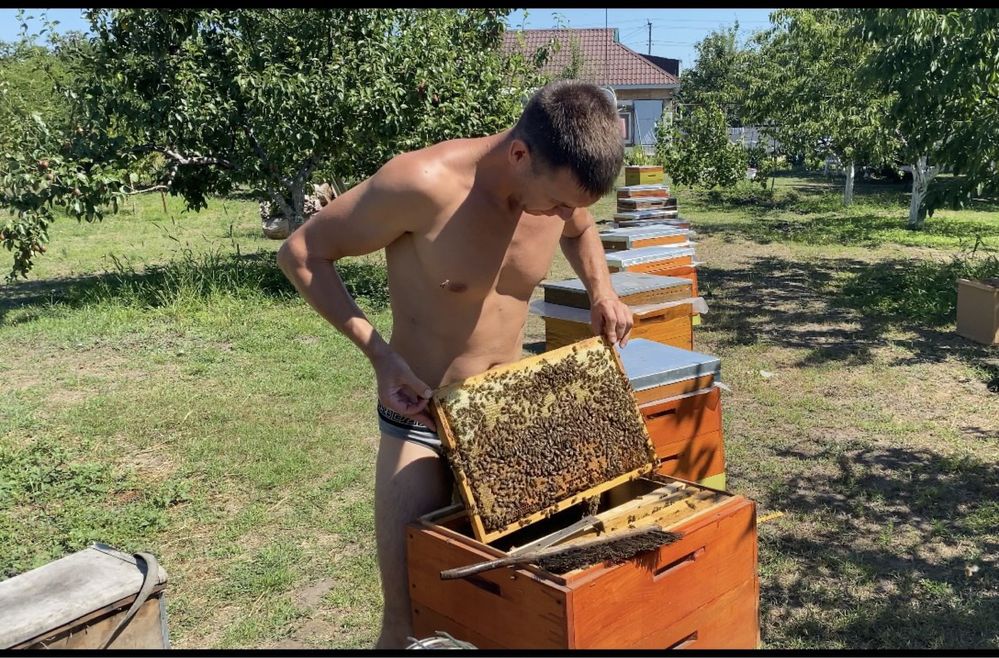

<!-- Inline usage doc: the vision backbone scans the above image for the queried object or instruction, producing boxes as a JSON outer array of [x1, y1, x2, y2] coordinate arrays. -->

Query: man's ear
[[508, 138, 531, 167]]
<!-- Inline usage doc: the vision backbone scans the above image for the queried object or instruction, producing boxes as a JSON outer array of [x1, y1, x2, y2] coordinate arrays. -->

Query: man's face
[[520, 162, 600, 221], [509, 139, 600, 220]]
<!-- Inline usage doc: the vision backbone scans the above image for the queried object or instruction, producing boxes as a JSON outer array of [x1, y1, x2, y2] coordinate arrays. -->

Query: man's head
[[508, 80, 624, 218]]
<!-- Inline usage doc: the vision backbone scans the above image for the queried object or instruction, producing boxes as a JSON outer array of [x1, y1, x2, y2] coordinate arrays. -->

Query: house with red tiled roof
[[501, 28, 680, 149]]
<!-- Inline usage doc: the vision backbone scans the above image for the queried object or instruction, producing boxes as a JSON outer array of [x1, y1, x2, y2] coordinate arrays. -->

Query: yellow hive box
[[625, 165, 665, 186]]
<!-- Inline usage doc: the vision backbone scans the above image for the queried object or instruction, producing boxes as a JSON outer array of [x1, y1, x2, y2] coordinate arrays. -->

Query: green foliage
[[746, 10, 898, 180], [0, 11, 114, 280], [85, 248, 388, 311], [657, 102, 748, 188], [623, 146, 654, 166], [745, 141, 788, 188], [853, 9, 999, 211], [677, 23, 756, 127], [1, 9, 547, 280], [841, 245, 999, 327]]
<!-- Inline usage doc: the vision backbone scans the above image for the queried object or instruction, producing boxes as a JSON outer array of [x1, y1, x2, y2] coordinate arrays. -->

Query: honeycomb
[[435, 339, 656, 534]]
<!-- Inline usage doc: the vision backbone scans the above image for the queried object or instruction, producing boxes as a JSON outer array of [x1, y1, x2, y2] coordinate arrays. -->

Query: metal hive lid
[[605, 245, 697, 267], [616, 338, 721, 390], [613, 218, 688, 228], [614, 209, 677, 220], [601, 226, 689, 239], [541, 271, 692, 297], [617, 183, 669, 191]]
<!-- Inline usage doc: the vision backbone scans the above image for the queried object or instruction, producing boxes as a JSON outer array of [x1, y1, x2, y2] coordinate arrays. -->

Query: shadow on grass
[[758, 445, 998, 649], [0, 250, 390, 323], [698, 251, 999, 386]]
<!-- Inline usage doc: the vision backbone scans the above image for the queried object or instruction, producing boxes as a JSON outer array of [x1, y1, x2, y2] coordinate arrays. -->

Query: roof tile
[[501, 28, 679, 86]]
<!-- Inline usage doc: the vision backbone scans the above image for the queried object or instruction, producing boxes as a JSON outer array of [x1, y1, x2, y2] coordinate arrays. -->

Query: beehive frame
[[429, 337, 657, 544]]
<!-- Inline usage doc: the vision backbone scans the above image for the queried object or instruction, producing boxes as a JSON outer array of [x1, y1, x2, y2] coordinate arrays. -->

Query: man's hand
[[372, 349, 437, 431], [590, 295, 634, 347]]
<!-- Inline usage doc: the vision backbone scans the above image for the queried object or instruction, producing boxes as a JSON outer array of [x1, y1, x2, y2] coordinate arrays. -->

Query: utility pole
[[647, 20, 652, 54]]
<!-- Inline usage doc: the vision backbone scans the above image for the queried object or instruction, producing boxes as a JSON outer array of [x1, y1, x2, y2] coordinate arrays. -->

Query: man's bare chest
[[406, 205, 565, 300]]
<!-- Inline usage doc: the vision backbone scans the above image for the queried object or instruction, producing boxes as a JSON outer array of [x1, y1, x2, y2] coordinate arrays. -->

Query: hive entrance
[[431, 337, 656, 544]]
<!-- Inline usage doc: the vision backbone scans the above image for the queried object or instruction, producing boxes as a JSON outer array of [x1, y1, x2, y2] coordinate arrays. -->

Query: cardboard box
[[956, 278, 999, 346]]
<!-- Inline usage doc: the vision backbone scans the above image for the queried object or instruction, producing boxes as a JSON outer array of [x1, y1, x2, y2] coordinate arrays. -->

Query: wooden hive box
[[614, 209, 679, 223], [606, 245, 700, 296], [618, 339, 726, 489], [617, 196, 666, 211], [541, 271, 692, 309], [624, 165, 665, 186], [956, 278, 999, 345], [617, 197, 678, 212], [529, 291, 703, 352], [617, 184, 670, 199], [408, 475, 759, 649], [600, 226, 693, 251], [0, 544, 169, 650], [613, 218, 691, 230], [410, 337, 758, 649]]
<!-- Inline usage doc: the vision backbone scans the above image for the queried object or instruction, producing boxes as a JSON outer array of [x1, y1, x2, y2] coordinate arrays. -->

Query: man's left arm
[[559, 209, 633, 346]]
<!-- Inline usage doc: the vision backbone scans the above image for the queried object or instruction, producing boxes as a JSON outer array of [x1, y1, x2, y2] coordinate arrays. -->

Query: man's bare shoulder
[[371, 139, 475, 209]]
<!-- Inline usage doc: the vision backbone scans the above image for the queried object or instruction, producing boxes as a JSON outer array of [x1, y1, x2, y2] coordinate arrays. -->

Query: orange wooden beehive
[[606, 245, 700, 296], [531, 273, 701, 353], [618, 339, 727, 488], [410, 337, 759, 649], [408, 477, 758, 649], [600, 226, 693, 252]]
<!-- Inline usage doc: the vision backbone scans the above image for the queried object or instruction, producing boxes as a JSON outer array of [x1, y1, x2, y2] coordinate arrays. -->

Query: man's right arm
[[276, 154, 441, 428]]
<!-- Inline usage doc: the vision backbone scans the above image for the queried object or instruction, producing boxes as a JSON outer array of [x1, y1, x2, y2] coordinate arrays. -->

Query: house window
[[619, 109, 634, 146]]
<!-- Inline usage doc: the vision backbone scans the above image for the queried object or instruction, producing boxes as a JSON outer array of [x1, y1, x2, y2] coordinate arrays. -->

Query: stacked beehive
[[529, 271, 705, 352], [408, 338, 759, 649], [607, 166, 701, 305], [614, 165, 685, 229]]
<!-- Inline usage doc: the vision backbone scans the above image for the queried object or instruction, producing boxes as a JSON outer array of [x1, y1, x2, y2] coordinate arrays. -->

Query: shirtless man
[[277, 80, 633, 649]]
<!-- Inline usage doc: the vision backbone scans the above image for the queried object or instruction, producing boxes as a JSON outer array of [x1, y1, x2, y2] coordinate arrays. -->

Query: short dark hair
[[512, 80, 624, 198]]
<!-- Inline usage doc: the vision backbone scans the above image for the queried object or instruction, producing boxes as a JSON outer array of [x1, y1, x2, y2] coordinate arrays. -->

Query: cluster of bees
[[440, 344, 655, 532]]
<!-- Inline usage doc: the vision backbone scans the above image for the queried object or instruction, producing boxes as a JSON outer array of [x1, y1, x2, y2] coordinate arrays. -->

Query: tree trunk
[[843, 160, 855, 206], [908, 154, 938, 230], [290, 182, 306, 231]]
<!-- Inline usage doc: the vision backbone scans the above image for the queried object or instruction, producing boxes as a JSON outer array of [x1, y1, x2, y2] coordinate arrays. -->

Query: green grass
[[679, 174, 999, 253], [2, 175, 998, 649]]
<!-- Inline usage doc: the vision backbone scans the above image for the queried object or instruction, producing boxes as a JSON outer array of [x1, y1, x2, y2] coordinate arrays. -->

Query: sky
[[1, 8, 777, 72]]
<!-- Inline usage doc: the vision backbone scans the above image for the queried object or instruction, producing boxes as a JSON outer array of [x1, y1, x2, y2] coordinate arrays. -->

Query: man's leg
[[373, 434, 451, 649]]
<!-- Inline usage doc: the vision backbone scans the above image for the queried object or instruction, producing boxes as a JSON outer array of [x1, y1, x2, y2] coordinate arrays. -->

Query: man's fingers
[[591, 311, 605, 338], [617, 312, 630, 347], [411, 409, 437, 431], [405, 372, 433, 402]]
